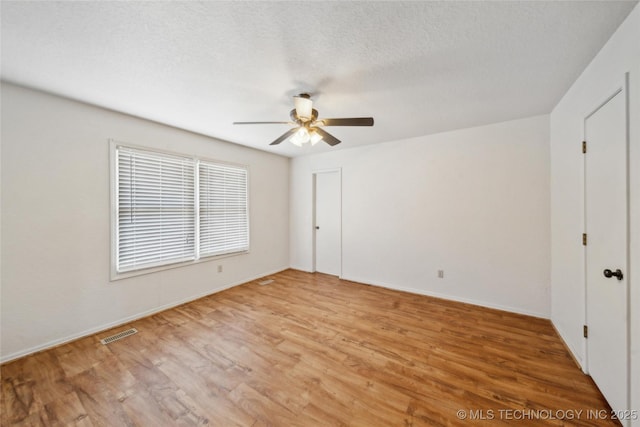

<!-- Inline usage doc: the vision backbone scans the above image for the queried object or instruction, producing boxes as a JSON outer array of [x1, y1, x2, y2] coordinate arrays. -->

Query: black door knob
[[603, 269, 624, 280], [315, 226, 320, 230]]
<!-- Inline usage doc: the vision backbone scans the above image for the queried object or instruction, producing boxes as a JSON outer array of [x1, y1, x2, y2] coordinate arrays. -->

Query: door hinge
[[582, 140, 587, 153], [582, 233, 587, 246], [583, 325, 588, 338]]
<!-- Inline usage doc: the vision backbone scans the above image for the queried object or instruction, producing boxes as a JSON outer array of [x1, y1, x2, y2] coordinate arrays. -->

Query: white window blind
[[199, 161, 249, 257], [116, 146, 195, 272]]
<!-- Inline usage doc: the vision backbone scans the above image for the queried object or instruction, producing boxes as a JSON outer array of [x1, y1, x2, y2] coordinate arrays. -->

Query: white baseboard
[[0, 267, 289, 364], [341, 274, 550, 320], [288, 264, 314, 273]]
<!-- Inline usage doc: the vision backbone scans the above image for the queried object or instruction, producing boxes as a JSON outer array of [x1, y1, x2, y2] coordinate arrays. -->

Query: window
[[199, 161, 249, 257], [116, 147, 195, 272], [113, 144, 249, 276]]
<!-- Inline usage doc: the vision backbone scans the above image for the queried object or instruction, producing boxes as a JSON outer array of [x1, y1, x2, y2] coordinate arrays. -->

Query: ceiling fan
[[233, 93, 374, 147]]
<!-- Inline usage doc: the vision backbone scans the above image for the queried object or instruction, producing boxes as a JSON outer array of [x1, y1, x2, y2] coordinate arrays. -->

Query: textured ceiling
[[1, 1, 637, 157]]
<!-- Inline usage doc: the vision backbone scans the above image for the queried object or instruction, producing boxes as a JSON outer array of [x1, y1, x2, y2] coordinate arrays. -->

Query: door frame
[[312, 168, 342, 277], [582, 73, 630, 409]]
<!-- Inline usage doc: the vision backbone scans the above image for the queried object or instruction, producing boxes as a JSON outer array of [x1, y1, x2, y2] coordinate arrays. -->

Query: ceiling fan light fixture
[[309, 131, 323, 146], [293, 95, 313, 121], [290, 127, 310, 146]]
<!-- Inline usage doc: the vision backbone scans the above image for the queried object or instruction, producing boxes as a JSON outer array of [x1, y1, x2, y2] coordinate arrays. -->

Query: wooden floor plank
[[1, 270, 619, 426]]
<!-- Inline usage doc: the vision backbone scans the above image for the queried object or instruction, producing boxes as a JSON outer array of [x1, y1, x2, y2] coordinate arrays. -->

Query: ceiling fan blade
[[319, 117, 374, 127], [233, 121, 293, 125], [314, 127, 341, 146], [269, 127, 299, 145]]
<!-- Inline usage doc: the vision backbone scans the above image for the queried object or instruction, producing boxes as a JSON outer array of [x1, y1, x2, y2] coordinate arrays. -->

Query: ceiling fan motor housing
[[290, 108, 318, 124]]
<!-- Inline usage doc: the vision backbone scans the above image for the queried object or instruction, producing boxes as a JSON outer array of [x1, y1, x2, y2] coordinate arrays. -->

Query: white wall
[[549, 3, 640, 420], [0, 83, 290, 362], [291, 115, 551, 318]]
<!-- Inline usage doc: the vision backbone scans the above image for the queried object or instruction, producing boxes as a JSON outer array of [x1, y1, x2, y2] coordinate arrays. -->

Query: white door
[[314, 171, 341, 276], [585, 87, 629, 419]]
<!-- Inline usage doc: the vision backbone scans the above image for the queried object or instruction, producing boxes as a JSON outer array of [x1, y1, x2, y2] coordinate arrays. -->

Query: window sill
[[110, 250, 249, 282]]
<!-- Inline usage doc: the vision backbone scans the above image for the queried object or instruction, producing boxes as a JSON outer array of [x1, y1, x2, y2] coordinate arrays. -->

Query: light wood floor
[[2, 270, 617, 426]]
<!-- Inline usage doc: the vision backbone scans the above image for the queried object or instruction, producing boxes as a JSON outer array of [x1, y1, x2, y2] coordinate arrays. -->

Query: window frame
[[109, 139, 250, 281]]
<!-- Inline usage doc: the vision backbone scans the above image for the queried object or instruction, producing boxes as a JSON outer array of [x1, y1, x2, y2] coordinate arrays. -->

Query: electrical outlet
[[217, 265, 223, 273], [437, 270, 444, 278]]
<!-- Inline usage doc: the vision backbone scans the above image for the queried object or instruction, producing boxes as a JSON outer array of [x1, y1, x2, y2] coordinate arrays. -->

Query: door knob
[[603, 268, 623, 280], [315, 226, 320, 230]]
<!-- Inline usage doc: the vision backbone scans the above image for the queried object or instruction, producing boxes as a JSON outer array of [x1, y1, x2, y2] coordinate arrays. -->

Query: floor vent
[[258, 279, 274, 286], [100, 328, 138, 345]]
